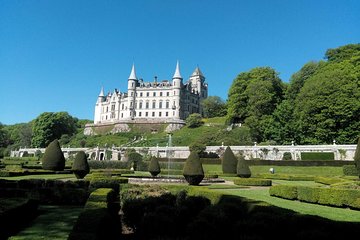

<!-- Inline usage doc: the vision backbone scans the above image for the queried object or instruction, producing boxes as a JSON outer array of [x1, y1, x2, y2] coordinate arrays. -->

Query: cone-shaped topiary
[[148, 156, 161, 177], [237, 154, 251, 178], [183, 151, 204, 185], [354, 136, 360, 178], [41, 139, 65, 171], [72, 151, 90, 179], [222, 146, 237, 174]]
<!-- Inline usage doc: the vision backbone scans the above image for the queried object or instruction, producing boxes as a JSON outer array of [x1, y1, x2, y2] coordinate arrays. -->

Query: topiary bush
[[221, 146, 237, 174], [148, 156, 161, 177], [183, 151, 204, 185], [72, 151, 90, 179], [236, 154, 251, 178], [354, 136, 360, 178], [41, 139, 65, 171]]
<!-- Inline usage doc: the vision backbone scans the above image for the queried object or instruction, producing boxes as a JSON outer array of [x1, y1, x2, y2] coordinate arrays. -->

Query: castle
[[93, 61, 208, 125]]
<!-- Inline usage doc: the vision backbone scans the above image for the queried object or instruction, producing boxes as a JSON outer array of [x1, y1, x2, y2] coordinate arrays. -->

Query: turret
[[94, 87, 105, 123], [127, 64, 137, 119], [172, 60, 182, 88], [172, 61, 182, 119]]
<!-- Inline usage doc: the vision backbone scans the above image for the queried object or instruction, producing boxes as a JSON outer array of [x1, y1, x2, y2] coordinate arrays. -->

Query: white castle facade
[[93, 61, 208, 124]]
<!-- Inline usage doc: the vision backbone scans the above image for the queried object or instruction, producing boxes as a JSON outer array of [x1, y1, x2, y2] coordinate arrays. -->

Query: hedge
[[68, 188, 121, 240], [343, 165, 358, 176], [301, 152, 334, 160], [269, 185, 298, 200], [233, 178, 272, 186]]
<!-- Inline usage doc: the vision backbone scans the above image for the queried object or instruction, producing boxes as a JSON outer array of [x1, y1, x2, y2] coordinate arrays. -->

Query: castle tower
[[127, 64, 137, 119], [172, 61, 182, 119], [94, 87, 105, 123]]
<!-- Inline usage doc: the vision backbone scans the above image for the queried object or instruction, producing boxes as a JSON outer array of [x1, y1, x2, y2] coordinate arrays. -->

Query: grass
[[0, 174, 76, 181], [216, 187, 360, 222], [8, 205, 83, 240]]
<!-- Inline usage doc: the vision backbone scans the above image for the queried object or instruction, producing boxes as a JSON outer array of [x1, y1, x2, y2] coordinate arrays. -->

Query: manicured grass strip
[[8, 205, 83, 240]]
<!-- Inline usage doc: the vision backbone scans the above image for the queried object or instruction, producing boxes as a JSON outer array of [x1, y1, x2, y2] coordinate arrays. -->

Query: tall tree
[[32, 112, 77, 147], [200, 96, 227, 118]]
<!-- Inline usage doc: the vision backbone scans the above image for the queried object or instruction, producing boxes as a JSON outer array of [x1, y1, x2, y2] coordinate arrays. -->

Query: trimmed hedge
[[68, 188, 121, 240], [343, 165, 358, 176], [255, 173, 314, 181], [233, 178, 271, 186], [270, 184, 360, 210], [301, 152, 334, 160]]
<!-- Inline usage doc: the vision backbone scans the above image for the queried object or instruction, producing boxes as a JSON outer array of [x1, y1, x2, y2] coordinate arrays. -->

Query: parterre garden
[[1, 140, 360, 240]]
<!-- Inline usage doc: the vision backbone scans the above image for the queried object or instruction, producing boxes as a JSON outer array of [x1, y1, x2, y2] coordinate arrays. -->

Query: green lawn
[[8, 205, 83, 240]]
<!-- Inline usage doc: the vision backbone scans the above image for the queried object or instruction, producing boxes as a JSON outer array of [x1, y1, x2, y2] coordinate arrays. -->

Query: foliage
[[32, 112, 78, 147], [354, 137, 360, 178], [325, 43, 360, 62], [41, 139, 65, 171], [72, 151, 90, 179], [236, 154, 251, 178], [189, 142, 206, 156], [183, 151, 204, 185], [221, 146, 237, 174], [185, 113, 204, 128], [200, 96, 227, 118], [148, 156, 161, 177]]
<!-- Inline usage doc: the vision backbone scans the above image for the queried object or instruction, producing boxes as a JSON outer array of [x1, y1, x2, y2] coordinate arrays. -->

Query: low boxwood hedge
[[233, 178, 272, 186]]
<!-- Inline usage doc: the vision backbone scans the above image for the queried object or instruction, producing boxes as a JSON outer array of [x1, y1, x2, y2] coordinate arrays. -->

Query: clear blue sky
[[1, 0, 359, 125]]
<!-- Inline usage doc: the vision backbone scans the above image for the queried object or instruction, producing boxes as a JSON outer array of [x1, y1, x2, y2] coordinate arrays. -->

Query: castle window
[[132, 82, 134, 87], [147, 92, 149, 97], [145, 112, 148, 117], [139, 112, 142, 117], [159, 101, 163, 109], [152, 112, 155, 117], [166, 92, 169, 96], [166, 101, 169, 108], [121, 113, 123, 118], [146, 101, 149, 109], [166, 112, 168, 117], [160, 92, 163, 97], [153, 92, 156, 97], [122, 104, 124, 110], [131, 92, 133, 96], [134, 111, 136, 117], [111, 104, 115, 111], [139, 101, 143, 109], [106, 107, 108, 112], [159, 112, 162, 117], [130, 102, 133, 107], [140, 92, 143, 97], [152, 101, 156, 109]]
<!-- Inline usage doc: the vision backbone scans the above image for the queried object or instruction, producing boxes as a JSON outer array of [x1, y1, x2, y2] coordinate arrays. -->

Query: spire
[[191, 66, 204, 77], [128, 63, 137, 80], [98, 86, 104, 97], [172, 60, 182, 79]]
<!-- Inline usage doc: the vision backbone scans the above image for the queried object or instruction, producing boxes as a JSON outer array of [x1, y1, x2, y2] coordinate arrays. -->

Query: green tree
[[221, 146, 237, 174], [32, 112, 78, 147], [200, 96, 227, 118], [0, 123, 9, 148], [325, 43, 360, 62], [354, 137, 360, 178], [227, 67, 284, 124], [186, 113, 203, 128], [72, 151, 90, 179], [183, 151, 204, 185], [148, 155, 161, 177], [293, 58, 360, 144], [41, 139, 65, 171]]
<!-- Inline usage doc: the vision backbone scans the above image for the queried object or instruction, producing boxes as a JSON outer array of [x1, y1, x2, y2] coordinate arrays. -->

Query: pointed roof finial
[[128, 63, 137, 80], [99, 86, 104, 97], [172, 60, 182, 79], [191, 66, 204, 77]]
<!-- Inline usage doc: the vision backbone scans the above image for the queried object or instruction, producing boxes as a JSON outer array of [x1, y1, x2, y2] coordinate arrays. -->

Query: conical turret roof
[[191, 66, 204, 77], [172, 60, 182, 79], [128, 63, 137, 80]]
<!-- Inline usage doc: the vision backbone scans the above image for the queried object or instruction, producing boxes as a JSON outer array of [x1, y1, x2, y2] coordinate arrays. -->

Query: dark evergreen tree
[[221, 146, 237, 174], [41, 139, 65, 171], [183, 151, 204, 185], [354, 137, 360, 178], [72, 151, 90, 179], [148, 155, 161, 177], [237, 154, 251, 178]]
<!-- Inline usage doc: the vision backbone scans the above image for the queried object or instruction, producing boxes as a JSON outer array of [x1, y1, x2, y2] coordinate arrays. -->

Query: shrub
[[148, 156, 161, 177], [354, 136, 360, 178], [41, 139, 65, 171], [236, 154, 251, 178], [183, 151, 204, 185], [189, 142, 206, 156], [233, 178, 271, 186], [185, 113, 203, 128], [301, 152, 334, 160], [282, 152, 292, 160], [72, 151, 90, 179], [128, 152, 143, 171], [221, 146, 237, 174]]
